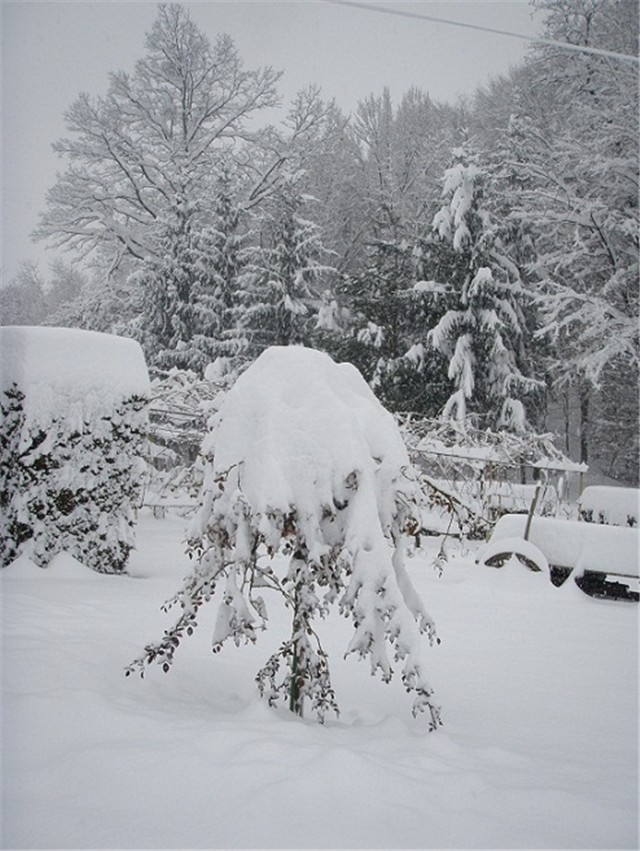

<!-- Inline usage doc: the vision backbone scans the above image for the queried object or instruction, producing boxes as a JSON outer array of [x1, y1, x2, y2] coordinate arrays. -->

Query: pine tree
[[238, 169, 335, 358], [425, 146, 542, 429]]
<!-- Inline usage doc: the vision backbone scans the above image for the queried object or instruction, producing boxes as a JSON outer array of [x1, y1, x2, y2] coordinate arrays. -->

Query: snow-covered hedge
[[129, 346, 441, 725], [1, 327, 150, 573]]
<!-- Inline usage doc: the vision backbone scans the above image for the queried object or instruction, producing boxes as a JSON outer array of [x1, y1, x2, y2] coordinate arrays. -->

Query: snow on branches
[[427, 148, 542, 428], [127, 346, 441, 726], [1, 326, 150, 572]]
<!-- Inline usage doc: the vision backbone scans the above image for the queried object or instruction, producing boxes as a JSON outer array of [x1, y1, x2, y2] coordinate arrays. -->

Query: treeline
[[2, 1, 638, 483]]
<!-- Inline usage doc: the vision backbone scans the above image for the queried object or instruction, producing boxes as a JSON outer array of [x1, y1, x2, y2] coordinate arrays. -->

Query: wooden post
[[524, 481, 542, 542]]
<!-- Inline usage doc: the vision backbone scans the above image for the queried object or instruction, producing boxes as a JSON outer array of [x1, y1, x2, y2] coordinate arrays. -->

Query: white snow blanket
[[196, 344, 412, 543], [480, 514, 638, 577], [2, 513, 638, 849]]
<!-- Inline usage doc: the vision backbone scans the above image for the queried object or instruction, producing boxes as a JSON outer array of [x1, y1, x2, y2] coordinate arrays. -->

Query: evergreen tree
[[145, 166, 249, 373], [425, 146, 542, 429], [333, 237, 450, 416], [238, 169, 335, 358]]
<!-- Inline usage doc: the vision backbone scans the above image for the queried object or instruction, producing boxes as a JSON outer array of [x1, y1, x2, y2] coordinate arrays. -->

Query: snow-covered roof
[[1, 326, 150, 429]]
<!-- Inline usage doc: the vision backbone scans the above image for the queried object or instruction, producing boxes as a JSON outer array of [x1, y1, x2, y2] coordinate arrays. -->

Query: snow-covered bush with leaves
[[128, 346, 441, 726], [1, 327, 149, 572]]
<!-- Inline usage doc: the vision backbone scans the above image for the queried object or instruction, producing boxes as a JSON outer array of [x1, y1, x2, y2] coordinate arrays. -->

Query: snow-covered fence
[[578, 486, 639, 528], [1, 327, 150, 573], [141, 362, 233, 516], [401, 416, 586, 537]]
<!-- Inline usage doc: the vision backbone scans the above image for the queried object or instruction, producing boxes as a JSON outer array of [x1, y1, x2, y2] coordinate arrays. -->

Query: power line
[[322, 0, 640, 63]]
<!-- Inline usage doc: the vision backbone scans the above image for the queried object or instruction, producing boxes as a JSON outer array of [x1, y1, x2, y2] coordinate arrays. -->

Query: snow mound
[[1, 326, 150, 434], [47, 551, 103, 579], [2, 554, 47, 578], [3, 551, 103, 579]]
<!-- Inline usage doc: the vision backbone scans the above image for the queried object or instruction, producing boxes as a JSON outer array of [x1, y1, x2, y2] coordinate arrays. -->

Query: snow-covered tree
[[503, 1, 639, 473], [127, 346, 441, 727], [0, 263, 47, 326], [44, 259, 86, 321], [136, 166, 250, 372], [238, 170, 335, 358], [35, 5, 280, 268], [1, 327, 149, 573], [285, 88, 364, 278], [33, 4, 280, 366], [425, 147, 542, 429]]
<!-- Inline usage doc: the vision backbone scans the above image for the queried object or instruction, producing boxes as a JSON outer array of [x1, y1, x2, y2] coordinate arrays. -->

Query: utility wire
[[322, 0, 640, 64]]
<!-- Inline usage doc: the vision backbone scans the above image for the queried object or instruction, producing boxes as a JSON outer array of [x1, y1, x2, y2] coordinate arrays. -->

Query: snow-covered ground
[[2, 510, 638, 849]]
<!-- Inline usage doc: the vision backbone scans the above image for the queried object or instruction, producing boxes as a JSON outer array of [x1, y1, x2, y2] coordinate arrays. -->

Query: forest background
[[2, 0, 638, 485]]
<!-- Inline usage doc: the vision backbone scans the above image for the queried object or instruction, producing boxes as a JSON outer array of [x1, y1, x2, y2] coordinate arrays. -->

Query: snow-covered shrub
[[128, 346, 441, 726], [1, 327, 150, 573]]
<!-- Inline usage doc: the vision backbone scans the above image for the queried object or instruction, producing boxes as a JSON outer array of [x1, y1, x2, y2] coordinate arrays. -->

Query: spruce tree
[[425, 146, 541, 430], [334, 237, 450, 417], [238, 169, 334, 358]]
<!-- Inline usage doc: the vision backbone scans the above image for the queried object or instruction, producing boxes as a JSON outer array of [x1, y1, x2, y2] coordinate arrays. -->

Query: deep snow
[[2, 511, 638, 849]]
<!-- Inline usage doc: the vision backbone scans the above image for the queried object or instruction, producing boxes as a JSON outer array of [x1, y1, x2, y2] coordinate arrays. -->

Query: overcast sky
[[1, 0, 542, 283]]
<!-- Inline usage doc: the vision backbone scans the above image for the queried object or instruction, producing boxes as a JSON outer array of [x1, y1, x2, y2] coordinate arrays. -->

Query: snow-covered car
[[578, 485, 639, 527], [477, 514, 639, 602]]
